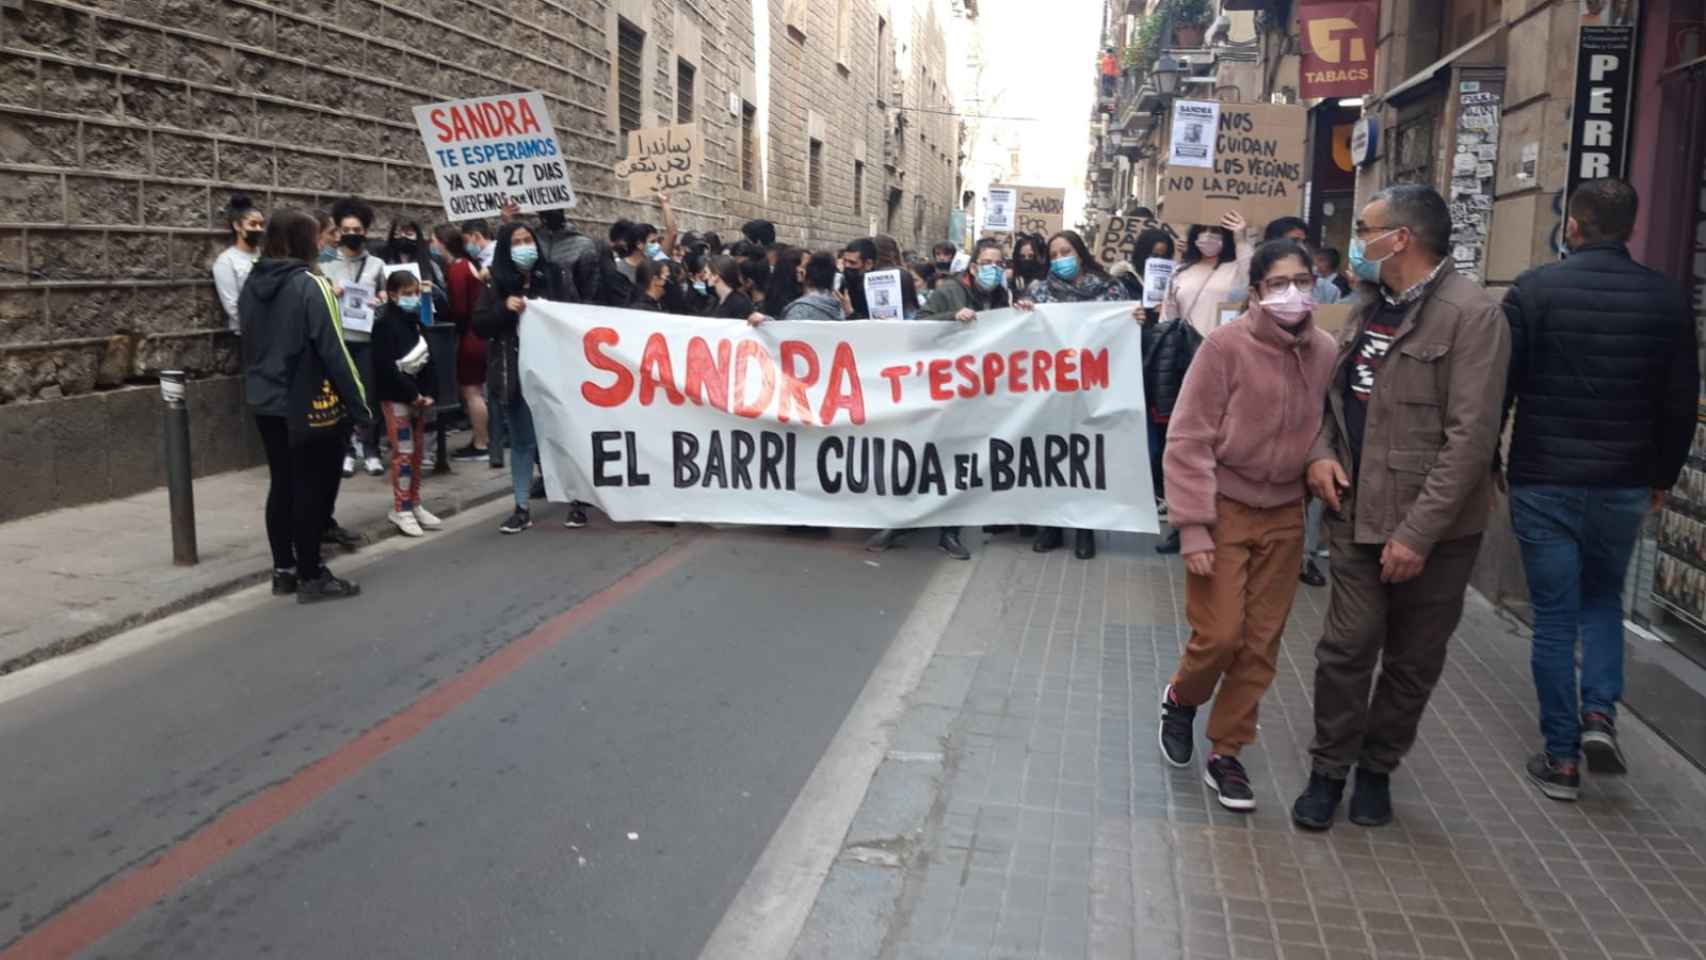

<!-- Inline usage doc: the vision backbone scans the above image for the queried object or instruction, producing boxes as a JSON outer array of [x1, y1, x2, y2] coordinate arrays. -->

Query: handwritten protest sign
[[1095, 212, 1180, 266], [1162, 102, 1306, 228], [519, 303, 1157, 532], [613, 122, 704, 199], [1001, 185, 1067, 237], [414, 91, 576, 220]]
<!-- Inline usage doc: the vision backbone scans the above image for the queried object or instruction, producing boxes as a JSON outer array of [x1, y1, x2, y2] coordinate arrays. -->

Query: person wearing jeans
[[1500, 178, 1698, 800], [1156, 240, 1336, 812]]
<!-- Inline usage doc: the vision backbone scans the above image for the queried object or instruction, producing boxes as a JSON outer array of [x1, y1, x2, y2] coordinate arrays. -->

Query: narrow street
[[0, 509, 943, 959]]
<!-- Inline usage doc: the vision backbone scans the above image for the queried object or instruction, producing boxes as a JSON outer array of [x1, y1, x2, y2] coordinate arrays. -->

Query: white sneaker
[[412, 505, 443, 530], [342, 455, 356, 478], [364, 455, 384, 476], [388, 510, 424, 537]]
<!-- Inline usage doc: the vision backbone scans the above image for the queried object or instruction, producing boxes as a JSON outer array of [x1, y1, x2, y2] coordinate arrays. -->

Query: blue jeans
[[505, 393, 537, 509], [1510, 484, 1649, 761]]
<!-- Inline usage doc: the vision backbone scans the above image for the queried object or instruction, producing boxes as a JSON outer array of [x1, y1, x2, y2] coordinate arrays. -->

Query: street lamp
[[1152, 54, 1182, 97]]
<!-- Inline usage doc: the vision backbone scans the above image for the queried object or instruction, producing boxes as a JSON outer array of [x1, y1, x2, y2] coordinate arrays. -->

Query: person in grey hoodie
[[778, 252, 850, 321]]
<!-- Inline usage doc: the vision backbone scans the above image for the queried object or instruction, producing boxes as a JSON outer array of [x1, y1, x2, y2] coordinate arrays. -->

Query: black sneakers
[[1073, 529, 1097, 560], [563, 503, 589, 529], [1031, 527, 1063, 553], [1348, 768, 1392, 826], [1291, 772, 1346, 830], [322, 523, 363, 550], [1159, 684, 1196, 767], [271, 570, 298, 596], [865, 528, 905, 552], [296, 569, 360, 604], [499, 507, 533, 535], [1581, 712, 1627, 775], [450, 444, 489, 462], [1204, 755, 1255, 811], [1527, 752, 1581, 801], [1299, 558, 1326, 587], [938, 529, 971, 560]]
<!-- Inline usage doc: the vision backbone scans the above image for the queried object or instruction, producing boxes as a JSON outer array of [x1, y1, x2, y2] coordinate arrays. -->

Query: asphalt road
[[0, 509, 945, 959]]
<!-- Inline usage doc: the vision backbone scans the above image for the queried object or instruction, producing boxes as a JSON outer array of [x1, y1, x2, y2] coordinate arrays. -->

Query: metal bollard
[[159, 370, 198, 566]]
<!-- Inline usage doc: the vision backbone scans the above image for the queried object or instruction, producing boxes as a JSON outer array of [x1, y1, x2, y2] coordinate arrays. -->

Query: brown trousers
[[1170, 497, 1305, 757], [1308, 514, 1483, 778]]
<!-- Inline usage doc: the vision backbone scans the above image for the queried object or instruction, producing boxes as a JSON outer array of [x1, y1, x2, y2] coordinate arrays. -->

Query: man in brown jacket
[[1290, 185, 1511, 831]]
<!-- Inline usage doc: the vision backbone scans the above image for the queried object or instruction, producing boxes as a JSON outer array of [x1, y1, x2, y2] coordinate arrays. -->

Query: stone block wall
[[0, 0, 959, 519]]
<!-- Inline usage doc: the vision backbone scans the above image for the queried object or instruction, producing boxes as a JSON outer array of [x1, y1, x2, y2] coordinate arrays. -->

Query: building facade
[[0, 0, 961, 520], [1089, 0, 1706, 764]]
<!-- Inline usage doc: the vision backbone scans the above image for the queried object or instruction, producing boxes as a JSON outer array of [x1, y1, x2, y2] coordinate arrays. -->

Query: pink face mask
[[1194, 234, 1224, 259], [1260, 283, 1314, 324]]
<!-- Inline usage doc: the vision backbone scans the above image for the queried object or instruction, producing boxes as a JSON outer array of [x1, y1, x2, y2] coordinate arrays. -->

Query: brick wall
[[0, 0, 958, 518]]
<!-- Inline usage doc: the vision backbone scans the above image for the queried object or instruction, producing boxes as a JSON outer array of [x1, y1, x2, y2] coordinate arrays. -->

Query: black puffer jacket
[[1142, 318, 1202, 419], [1501, 241, 1699, 488]]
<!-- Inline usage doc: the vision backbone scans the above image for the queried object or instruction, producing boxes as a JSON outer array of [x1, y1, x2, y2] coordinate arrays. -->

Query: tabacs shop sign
[[1296, 1, 1378, 100]]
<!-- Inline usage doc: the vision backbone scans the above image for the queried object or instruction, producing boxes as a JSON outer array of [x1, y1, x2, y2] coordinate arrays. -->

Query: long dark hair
[[1133, 228, 1175, 262], [489, 221, 547, 295], [765, 247, 805, 307], [261, 208, 320, 262], [1046, 230, 1107, 278], [1181, 223, 1237, 268]]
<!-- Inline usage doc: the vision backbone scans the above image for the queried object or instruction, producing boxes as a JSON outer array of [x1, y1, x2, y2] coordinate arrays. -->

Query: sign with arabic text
[[614, 123, 705, 199]]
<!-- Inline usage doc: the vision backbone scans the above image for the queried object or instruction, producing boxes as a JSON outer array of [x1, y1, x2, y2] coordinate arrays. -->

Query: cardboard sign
[[1297, 1, 1378, 100], [1168, 100, 1220, 168], [984, 187, 1017, 233], [1215, 302, 1244, 329], [1312, 302, 1356, 335], [414, 91, 576, 221], [999, 185, 1067, 238], [614, 122, 705, 199], [1162, 102, 1307, 228], [1096, 212, 1181, 266]]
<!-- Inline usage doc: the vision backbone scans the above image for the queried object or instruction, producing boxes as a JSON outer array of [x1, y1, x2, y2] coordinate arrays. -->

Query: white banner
[[414, 91, 576, 221], [517, 302, 1158, 533]]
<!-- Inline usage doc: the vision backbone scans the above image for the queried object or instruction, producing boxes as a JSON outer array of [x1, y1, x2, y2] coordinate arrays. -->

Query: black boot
[[1291, 772, 1346, 830], [866, 528, 906, 552], [1299, 558, 1327, 587], [1032, 526, 1063, 553], [938, 528, 971, 561], [1155, 530, 1180, 555], [296, 568, 361, 604], [1348, 768, 1392, 826], [1073, 528, 1096, 560]]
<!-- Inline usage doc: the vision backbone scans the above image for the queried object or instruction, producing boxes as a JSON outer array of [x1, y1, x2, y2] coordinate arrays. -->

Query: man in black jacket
[[1502, 178, 1699, 800]]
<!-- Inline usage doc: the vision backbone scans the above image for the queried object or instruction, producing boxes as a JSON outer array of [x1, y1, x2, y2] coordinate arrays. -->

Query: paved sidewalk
[[795, 531, 1706, 960], [0, 443, 512, 675]]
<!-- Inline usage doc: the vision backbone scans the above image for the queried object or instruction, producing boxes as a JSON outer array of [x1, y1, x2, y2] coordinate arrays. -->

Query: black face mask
[[935, 260, 953, 273], [393, 237, 419, 256], [340, 234, 365, 252], [843, 268, 863, 288], [242, 230, 263, 248], [1016, 259, 1044, 280]]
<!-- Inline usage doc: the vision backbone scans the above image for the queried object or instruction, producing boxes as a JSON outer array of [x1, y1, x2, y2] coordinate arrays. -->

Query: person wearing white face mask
[[1154, 240, 1337, 812], [1162, 211, 1253, 338]]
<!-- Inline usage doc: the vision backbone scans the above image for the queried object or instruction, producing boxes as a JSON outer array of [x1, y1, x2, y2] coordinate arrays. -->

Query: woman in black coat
[[473, 221, 576, 534]]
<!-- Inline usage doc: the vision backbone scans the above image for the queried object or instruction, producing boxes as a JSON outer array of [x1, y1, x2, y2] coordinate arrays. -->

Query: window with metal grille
[[617, 19, 644, 136], [809, 139, 823, 207], [853, 160, 864, 216], [741, 104, 758, 192], [676, 58, 695, 124]]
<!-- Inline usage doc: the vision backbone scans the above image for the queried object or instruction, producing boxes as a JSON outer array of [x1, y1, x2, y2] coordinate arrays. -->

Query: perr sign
[[1565, 14, 1639, 201]]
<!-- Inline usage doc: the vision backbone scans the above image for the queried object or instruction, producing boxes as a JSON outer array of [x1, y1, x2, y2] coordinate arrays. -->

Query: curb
[[0, 481, 511, 678]]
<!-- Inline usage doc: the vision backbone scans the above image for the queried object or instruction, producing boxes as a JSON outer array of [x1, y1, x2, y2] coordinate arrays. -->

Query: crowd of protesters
[[226, 178, 1697, 825]]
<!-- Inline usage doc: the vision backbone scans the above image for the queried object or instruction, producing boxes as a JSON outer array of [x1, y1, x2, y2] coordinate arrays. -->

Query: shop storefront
[[1617, 0, 1706, 765]]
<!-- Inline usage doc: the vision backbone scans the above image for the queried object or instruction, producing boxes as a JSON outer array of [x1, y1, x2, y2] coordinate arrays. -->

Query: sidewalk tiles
[[795, 531, 1706, 960]]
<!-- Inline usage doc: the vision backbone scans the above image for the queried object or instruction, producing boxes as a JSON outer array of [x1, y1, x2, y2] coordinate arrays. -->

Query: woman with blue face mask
[[473, 222, 577, 535], [1018, 230, 1126, 560]]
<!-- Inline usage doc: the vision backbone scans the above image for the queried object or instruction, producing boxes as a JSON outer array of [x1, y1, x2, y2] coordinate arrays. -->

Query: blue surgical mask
[[1347, 230, 1398, 284], [645, 242, 663, 259], [397, 295, 421, 311], [510, 245, 539, 269], [318, 246, 336, 262], [692, 281, 708, 295], [1050, 255, 1080, 281], [975, 264, 1004, 290]]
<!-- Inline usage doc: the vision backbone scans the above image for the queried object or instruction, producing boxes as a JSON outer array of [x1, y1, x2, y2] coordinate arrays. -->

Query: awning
[[1378, 25, 1502, 105]]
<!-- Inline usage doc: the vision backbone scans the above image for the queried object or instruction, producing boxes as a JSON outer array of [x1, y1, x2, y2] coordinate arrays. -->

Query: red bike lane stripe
[[2, 540, 697, 960]]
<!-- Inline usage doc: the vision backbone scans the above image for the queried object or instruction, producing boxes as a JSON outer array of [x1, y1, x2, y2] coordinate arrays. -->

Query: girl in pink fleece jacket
[[1154, 240, 1338, 812]]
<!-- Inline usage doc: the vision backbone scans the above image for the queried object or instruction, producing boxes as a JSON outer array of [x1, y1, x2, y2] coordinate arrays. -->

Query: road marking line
[[696, 555, 976, 960], [0, 537, 697, 960]]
